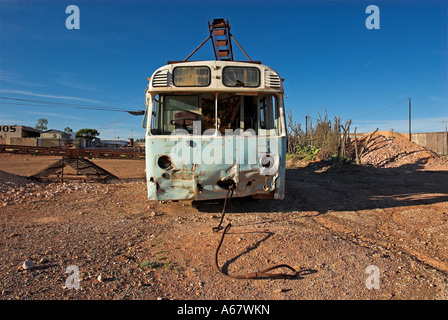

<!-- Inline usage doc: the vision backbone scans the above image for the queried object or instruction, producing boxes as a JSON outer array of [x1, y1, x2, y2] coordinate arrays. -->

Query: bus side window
[[201, 93, 216, 133], [151, 95, 161, 135], [243, 96, 257, 131], [259, 95, 277, 130], [143, 95, 150, 129], [142, 112, 147, 129], [260, 100, 266, 129]]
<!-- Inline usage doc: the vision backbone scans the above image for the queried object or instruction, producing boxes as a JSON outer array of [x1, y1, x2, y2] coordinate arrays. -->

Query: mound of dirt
[[353, 135, 447, 168], [373, 130, 409, 140]]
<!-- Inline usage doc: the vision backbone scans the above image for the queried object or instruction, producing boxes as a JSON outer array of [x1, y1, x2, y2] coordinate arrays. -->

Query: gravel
[[1, 154, 447, 300]]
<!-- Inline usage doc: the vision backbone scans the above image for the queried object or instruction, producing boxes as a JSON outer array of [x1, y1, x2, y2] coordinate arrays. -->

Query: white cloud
[[55, 80, 97, 91], [0, 71, 46, 87], [351, 117, 448, 133], [429, 96, 447, 102], [50, 71, 98, 92], [23, 111, 84, 120], [0, 89, 104, 104], [0, 118, 34, 126], [429, 49, 447, 56], [0, 77, 46, 87]]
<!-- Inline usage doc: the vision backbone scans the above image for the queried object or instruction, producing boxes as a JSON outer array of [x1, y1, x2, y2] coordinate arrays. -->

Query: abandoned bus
[[142, 60, 286, 201]]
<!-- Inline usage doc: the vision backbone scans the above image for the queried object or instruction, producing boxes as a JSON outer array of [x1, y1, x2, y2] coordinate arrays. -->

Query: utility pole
[[408, 97, 411, 141], [305, 115, 309, 145], [441, 120, 448, 133]]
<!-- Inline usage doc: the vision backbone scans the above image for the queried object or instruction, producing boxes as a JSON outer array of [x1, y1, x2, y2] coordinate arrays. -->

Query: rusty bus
[[142, 20, 286, 202]]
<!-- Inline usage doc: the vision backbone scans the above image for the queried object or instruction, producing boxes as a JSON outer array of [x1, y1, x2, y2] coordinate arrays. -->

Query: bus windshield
[[150, 93, 280, 135]]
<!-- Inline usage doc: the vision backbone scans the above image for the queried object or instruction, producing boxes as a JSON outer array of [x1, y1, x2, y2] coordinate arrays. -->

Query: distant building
[[40, 129, 80, 148], [134, 141, 145, 148], [0, 125, 40, 145], [99, 139, 130, 148], [40, 129, 73, 140]]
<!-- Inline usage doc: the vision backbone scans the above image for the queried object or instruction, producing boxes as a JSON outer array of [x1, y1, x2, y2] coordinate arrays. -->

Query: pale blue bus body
[[143, 60, 286, 201]]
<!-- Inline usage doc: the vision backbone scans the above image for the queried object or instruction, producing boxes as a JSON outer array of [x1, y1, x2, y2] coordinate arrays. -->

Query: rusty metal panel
[[145, 135, 286, 201]]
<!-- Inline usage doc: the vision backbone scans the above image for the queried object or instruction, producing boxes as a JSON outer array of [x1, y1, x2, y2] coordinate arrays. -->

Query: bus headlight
[[157, 155, 172, 170], [259, 154, 278, 175]]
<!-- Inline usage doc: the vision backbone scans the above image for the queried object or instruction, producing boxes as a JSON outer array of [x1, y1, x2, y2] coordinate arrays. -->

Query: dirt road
[[0, 154, 447, 300]]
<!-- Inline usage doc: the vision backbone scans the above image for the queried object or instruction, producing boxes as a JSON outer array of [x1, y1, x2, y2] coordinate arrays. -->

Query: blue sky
[[0, 0, 447, 140]]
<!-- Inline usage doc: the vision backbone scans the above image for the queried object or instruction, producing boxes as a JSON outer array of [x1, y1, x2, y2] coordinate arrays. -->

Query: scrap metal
[[0, 144, 144, 160], [27, 156, 119, 182]]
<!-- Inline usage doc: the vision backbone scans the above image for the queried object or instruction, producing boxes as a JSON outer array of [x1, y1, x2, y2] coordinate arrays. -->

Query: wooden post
[[354, 128, 359, 165], [339, 120, 351, 159], [305, 115, 308, 141], [409, 97, 411, 141]]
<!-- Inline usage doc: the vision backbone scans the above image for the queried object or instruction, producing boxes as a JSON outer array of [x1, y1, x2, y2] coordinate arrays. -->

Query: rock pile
[[352, 135, 448, 168], [1, 170, 110, 207]]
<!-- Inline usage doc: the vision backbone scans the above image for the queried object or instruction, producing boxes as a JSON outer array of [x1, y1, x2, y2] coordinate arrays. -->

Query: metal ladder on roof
[[183, 18, 254, 63], [209, 18, 234, 61]]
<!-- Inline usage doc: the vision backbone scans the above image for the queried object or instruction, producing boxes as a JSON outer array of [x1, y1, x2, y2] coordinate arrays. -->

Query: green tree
[[64, 127, 73, 132], [76, 128, 99, 141], [35, 118, 48, 131]]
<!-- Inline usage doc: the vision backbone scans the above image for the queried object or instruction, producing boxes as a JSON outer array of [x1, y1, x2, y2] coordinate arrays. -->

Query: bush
[[294, 144, 321, 161], [287, 109, 345, 162]]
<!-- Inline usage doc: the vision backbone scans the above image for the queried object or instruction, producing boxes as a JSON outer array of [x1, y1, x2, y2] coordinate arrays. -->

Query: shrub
[[294, 144, 321, 161]]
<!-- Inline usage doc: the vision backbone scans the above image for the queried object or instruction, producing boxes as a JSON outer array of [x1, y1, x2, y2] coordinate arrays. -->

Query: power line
[[99, 114, 133, 133], [98, 114, 131, 131], [298, 99, 409, 124], [0, 101, 128, 113], [0, 96, 133, 110], [0, 96, 141, 113], [350, 98, 409, 120]]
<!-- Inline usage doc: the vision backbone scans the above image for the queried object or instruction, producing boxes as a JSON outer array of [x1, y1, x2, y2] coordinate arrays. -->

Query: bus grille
[[265, 70, 281, 88], [152, 69, 170, 87]]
